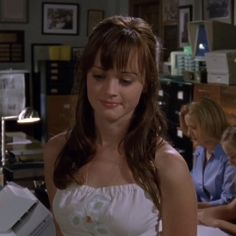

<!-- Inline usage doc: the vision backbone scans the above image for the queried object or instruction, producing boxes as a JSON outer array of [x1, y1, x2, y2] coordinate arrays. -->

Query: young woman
[[179, 98, 236, 209], [198, 126, 236, 235], [44, 16, 197, 236]]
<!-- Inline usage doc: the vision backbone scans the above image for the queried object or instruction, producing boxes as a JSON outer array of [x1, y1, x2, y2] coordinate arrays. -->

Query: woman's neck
[[95, 118, 129, 148], [204, 140, 219, 156]]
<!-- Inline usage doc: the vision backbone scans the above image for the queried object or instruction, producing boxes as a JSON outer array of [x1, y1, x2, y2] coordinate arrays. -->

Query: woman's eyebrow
[[92, 66, 139, 76], [121, 71, 138, 76]]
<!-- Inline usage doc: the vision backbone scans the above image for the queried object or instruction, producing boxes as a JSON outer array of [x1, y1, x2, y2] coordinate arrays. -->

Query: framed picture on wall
[[235, 0, 236, 25], [87, 9, 104, 36], [0, 0, 28, 23], [0, 30, 25, 62], [178, 5, 192, 48], [162, 0, 178, 25], [203, 0, 233, 24], [42, 2, 79, 35]]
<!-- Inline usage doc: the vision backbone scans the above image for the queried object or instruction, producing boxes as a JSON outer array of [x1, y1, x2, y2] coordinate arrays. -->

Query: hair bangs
[[191, 99, 228, 139], [98, 28, 146, 76]]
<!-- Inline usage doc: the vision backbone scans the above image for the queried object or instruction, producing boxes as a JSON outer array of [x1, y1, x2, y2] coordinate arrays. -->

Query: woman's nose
[[104, 78, 118, 95]]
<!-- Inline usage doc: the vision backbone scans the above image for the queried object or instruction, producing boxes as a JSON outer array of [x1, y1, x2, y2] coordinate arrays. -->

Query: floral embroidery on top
[[70, 194, 113, 235]]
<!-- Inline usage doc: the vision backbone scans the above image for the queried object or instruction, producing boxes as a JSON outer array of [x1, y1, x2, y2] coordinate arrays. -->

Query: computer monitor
[[188, 20, 236, 60], [195, 24, 209, 59]]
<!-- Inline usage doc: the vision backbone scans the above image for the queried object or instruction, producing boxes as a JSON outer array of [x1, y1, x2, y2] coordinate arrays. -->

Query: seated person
[[179, 98, 236, 208], [198, 126, 236, 235]]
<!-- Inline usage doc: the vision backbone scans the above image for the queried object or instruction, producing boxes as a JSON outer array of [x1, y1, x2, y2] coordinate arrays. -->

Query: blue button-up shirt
[[191, 144, 236, 206]]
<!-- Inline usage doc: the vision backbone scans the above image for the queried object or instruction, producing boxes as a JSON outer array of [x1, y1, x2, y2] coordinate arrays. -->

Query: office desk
[[3, 132, 44, 189], [6, 132, 42, 161]]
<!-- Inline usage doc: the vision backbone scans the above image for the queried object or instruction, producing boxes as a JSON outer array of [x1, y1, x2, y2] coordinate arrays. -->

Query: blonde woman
[[180, 98, 236, 208], [198, 126, 236, 235]]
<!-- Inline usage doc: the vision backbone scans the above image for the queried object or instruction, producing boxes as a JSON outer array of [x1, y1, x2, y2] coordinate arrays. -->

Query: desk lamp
[[1, 107, 40, 167]]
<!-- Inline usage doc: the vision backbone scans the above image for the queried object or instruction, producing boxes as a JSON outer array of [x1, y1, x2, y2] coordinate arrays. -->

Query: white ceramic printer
[[0, 182, 56, 236], [205, 50, 236, 84]]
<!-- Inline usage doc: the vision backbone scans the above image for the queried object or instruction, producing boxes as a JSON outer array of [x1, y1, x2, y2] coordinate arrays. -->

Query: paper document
[[7, 140, 32, 145], [197, 225, 231, 236], [6, 132, 32, 145]]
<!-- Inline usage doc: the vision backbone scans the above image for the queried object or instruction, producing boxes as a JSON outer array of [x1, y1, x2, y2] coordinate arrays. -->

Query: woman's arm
[[43, 133, 67, 236], [215, 219, 236, 234], [156, 143, 197, 236], [199, 213, 236, 234], [198, 200, 236, 234], [220, 160, 236, 204], [198, 199, 236, 224], [198, 202, 212, 209], [205, 160, 236, 207]]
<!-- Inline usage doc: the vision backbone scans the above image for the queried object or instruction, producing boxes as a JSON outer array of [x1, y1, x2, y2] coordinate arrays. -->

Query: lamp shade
[[17, 107, 40, 124]]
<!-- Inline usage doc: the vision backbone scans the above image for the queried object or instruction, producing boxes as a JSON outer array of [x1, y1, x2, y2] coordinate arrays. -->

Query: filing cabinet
[[158, 79, 172, 122], [45, 61, 75, 95], [39, 60, 78, 141], [159, 78, 193, 169], [169, 81, 193, 124], [46, 95, 77, 138]]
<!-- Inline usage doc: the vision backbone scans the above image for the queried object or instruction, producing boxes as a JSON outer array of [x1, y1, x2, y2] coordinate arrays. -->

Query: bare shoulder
[[43, 131, 70, 212], [43, 131, 68, 166], [155, 141, 197, 236], [155, 141, 190, 183]]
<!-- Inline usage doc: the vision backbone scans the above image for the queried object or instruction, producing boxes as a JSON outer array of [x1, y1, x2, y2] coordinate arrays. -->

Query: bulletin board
[[0, 71, 27, 116], [0, 30, 25, 62]]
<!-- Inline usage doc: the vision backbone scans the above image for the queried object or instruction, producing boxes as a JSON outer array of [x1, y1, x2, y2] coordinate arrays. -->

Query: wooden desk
[[3, 132, 44, 189], [193, 83, 236, 125], [6, 132, 43, 162]]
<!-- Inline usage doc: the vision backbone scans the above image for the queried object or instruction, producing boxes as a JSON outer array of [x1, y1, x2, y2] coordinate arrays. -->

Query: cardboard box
[[0, 182, 56, 236]]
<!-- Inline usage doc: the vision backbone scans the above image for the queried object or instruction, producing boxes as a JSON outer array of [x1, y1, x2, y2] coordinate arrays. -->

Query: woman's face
[[184, 113, 206, 146], [222, 141, 236, 166], [86, 51, 144, 124]]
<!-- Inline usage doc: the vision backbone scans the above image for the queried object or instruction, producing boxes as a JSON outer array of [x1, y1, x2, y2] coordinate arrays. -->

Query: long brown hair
[[54, 16, 167, 209]]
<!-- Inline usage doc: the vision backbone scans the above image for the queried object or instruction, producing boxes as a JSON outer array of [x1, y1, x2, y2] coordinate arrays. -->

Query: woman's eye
[[119, 76, 134, 85], [93, 74, 105, 80], [120, 79, 132, 85]]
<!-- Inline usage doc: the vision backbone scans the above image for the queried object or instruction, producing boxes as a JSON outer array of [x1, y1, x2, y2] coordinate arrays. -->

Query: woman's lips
[[100, 100, 120, 108]]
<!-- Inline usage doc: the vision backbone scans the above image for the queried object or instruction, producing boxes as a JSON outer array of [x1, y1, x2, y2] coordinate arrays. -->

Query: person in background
[[198, 126, 236, 235], [44, 16, 197, 236], [179, 98, 236, 208]]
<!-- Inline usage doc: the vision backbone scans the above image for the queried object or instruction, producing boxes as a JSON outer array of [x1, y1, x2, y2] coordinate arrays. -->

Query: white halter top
[[53, 183, 160, 236]]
